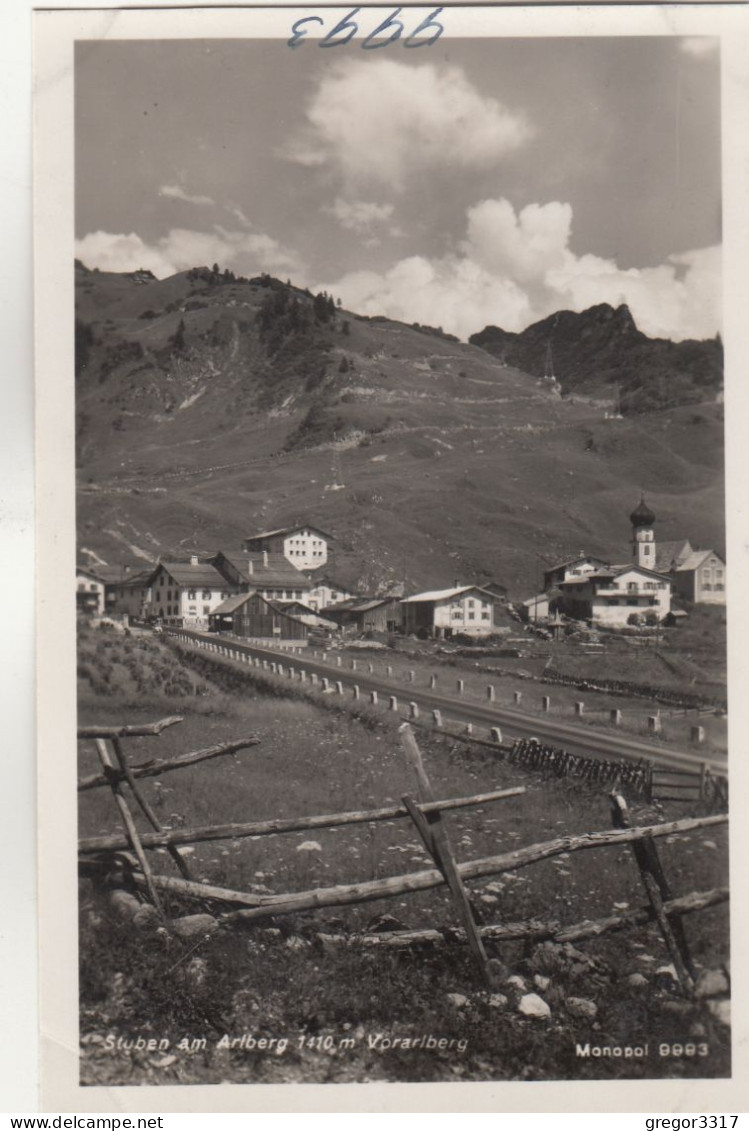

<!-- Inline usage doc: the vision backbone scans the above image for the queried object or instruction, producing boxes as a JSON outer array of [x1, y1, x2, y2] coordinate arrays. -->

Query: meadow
[[77, 626, 730, 1086]]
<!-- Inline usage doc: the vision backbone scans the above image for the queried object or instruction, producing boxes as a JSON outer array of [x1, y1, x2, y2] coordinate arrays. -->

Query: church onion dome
[[630, 496, 656, 527]]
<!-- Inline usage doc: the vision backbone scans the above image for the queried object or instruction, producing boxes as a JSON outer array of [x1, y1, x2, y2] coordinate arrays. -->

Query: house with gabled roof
[[243, 525, 333, 570], [555, 563, 671, 626], [208, 591, 308, 641], [654, 540, 726, 605], [400, 585, 497, 639], [146, 556, 238, 628], [543, 555, 610, 592], [76, 566, 107, 615], [324, 596, 402, 634], [306, 576, 355, 611], [211, 550, 312, 603]]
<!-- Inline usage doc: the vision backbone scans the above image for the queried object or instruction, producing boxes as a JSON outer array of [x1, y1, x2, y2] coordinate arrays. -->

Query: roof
[[325, 596, 395, 613], [307, 577, 353, 592], [675, 549, 725, 572], [214, 550, 312, 589], [210, 593, 251, 615], [522, 593, 549, 607], [158, 561, 231, 589], [244, 525, 334, 542], [77, 563, 141, 584], [610, 563, 672, 581], [630, 496, 656, 527], [401, 585, 494, 604], [654, 540, 693, 573], [544, 555, 609, 574]]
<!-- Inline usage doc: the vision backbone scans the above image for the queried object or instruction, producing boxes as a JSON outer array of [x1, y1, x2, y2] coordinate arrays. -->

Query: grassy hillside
[[75, 264, 726, 595], [78, 637, 729, 1085]]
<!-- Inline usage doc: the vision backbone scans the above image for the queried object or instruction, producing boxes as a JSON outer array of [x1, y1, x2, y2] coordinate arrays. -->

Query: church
[[531, 497, 726, 629]]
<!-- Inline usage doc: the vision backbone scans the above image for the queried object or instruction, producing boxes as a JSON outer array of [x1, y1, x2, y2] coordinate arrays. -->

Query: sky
[[75, 36, 721, 342]]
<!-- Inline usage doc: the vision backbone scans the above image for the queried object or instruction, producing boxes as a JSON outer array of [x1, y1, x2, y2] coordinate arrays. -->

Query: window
[[703, 583, 713, 591], [716, 583, 724, 591], [452, 610, 461, 619], [468, 612, 475, 620], [716, 570, 724, 579], [481, 611, 490, 620], [468, 599, 475, 607], [627, 582, 637, 592], [203, 605, 210, 615], [643, 544, 651, 555], [202, 590, 211, 599], [188, 589, 196, 600]]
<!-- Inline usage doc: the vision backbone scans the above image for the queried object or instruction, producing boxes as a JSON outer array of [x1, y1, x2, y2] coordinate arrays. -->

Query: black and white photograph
[[32, 2, 749, 1109]]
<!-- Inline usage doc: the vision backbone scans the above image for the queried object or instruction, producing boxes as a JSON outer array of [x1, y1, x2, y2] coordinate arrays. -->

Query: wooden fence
[[78, 717, 728, 995]]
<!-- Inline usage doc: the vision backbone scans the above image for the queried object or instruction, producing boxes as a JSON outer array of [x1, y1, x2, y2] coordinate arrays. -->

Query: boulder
[[446, 993, 469, 1009], [170, 913, 219, 940], [566, 997, 598, 1020], [506, 975, 527, 992], [488, 994, 509, 1010], [707, 1000, 730, 1027], [694, 969, 730, 999], [518, 993, 551, 1019]]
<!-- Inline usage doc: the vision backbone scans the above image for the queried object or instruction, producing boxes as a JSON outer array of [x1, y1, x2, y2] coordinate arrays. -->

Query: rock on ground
[[518, 993, 551, 1019], [695, 969, 730, 999], [565, 997, 598, 1020]]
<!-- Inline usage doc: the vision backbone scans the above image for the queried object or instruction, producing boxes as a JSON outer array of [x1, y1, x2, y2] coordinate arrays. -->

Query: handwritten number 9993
[[288, 8, 445, 50]]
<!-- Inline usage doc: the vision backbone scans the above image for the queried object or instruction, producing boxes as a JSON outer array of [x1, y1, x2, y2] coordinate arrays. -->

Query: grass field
[[77, 627, 730, 1086]]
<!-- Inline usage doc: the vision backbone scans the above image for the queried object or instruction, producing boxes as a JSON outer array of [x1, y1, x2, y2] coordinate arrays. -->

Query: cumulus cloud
[[286, 59, 530, 190], [75, 226, 305, 281], [158, 184, 215, 207], [679, 37, 719, 58], [326, 197, 396, 234], [325, 197, 721, 342]]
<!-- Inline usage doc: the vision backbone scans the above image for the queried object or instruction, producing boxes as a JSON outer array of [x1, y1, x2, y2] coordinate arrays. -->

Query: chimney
[[263, 550, 269, 567], [190, 554, 199, 566], [453, 578, 460, 589]]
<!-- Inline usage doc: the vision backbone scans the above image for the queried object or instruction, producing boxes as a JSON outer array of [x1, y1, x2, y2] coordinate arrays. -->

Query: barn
[[209, 591, 308, 642], [324, 596, 402, 634]]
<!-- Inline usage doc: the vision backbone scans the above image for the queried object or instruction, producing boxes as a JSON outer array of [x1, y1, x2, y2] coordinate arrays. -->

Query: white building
[[556, 563, 671, 627], [243, 525, 333, 570], [401, 586, 496, 639], [306, 576, 355, 611], [146, 557, 237, 629]]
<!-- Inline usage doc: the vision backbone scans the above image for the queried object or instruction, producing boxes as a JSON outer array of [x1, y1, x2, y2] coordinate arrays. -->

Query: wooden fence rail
[[119, 812, 726, 921], [78, 735, 261, 792], [311, 886, 728, 950], [78, 784, 527, 853]]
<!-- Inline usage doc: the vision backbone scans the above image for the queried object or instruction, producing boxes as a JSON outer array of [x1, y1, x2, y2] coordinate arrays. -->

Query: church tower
[[630, 496, 656, 569]]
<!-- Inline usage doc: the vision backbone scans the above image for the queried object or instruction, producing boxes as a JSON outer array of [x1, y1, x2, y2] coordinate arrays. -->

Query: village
[[77, 498, 726, 647]]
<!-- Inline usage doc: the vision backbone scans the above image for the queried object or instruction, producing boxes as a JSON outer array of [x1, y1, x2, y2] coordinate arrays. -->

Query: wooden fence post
[[399, 724, 493, 986], [93, 739, 165, 918], [111, 737, 193, 881], [610, 792, 695, 995]]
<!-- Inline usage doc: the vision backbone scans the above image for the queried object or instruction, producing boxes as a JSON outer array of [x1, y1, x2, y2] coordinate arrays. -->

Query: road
[[168, 630, 727, 776]]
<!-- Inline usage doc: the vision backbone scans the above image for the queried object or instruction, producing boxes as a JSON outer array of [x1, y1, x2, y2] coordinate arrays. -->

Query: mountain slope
[[469, 303, 723, 414], [74, 264, 726, 595]]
